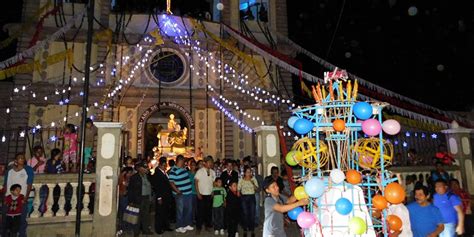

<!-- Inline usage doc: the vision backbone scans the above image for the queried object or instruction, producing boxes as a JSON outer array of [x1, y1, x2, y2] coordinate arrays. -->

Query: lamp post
[[76, 0, 95, 235]]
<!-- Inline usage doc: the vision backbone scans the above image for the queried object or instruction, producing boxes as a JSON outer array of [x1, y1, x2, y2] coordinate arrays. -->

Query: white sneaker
[[175, 227, 187, 233], [184, 225, 194, 231], [220, 229, 225, 235], [215, 230, 219, 235]]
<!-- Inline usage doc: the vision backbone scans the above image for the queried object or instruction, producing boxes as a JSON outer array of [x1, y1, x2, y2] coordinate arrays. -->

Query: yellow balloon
[[294, 186, 309, 200]]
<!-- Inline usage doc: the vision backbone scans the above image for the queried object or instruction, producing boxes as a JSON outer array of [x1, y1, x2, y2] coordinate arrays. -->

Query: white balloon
[[382, 119, 401, 135], [330, 169, 345, 184], [216, 3, 224, 11]]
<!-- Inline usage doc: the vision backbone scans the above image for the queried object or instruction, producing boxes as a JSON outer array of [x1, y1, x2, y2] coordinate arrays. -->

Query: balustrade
[[0, 173, 95, 222]]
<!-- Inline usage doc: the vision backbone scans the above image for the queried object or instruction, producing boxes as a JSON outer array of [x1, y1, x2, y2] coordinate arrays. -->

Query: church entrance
[[137, 102, 195, 158]]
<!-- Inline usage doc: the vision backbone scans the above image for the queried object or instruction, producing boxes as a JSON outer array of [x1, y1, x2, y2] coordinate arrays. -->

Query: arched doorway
[[137, 102, 194, 157]]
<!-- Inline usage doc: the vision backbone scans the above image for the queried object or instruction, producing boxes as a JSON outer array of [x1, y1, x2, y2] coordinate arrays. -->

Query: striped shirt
[[169, 166, 193, 195]]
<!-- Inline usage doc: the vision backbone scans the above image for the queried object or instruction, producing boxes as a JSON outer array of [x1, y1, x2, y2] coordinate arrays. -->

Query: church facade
[[0, 0, 294, 162]]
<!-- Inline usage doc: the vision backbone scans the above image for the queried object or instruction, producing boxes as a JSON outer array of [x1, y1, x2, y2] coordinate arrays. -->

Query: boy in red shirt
[[4, 184, 25, 236]]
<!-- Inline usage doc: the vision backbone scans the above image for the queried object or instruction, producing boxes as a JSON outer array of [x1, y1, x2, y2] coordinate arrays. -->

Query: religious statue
[[168, 114, 177, 131]]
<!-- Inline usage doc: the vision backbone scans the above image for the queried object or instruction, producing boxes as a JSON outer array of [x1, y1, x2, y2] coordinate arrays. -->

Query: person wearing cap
[[128, 161, 153, 236], [262, 176, 309, 237]]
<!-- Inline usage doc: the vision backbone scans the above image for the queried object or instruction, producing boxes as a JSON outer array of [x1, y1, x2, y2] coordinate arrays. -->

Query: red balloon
[[387, 215, 403, 232], [346, 170, 362, 185], [372, 195, 388, 210], [333, 119, 346, 132], [384, 183, 406, 204]]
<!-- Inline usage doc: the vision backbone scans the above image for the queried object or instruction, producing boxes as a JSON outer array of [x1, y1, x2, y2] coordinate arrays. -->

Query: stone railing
[[389, 165, 463, 187], [1, 173, 95, 224]]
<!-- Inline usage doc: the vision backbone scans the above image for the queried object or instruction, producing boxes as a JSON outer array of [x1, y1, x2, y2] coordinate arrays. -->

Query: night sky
[[287, 0, 474, 111], [1, 1, 473, 111]]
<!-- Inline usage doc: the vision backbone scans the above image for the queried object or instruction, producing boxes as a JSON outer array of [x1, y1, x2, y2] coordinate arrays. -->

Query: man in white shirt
[[194, 156, 216, 234]]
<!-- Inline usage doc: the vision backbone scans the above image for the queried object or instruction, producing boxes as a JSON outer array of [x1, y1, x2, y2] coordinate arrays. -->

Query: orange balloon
[[333, 119, 346, 132], [372, 209, 382, 219], [387, 215, 403, 232], [372, 195, 388, 210], [346, 170, 362, 184], [384, 183, 406, 204]]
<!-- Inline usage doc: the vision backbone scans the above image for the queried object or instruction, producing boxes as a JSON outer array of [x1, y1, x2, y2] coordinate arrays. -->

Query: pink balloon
[[362, 119, 382, 136], [382, 119, 401, 135], [297, 211, 316, 228]]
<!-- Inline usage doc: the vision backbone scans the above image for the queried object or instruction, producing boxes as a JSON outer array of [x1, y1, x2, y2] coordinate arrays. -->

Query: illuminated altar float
[[155, 113, 190, 157], [285, 69, 403, 237]]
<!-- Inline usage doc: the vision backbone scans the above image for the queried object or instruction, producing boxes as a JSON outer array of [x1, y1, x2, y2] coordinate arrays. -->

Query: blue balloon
[[304, 178, 325, 198], [335, 198, 353, 215], [353, 102, 373, 120], [293, 118, 313, 135], [288, 206, 304, 220], [287, 116, 299, 129]]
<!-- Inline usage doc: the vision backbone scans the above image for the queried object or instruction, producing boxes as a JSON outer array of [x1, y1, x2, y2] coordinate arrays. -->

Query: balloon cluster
[[353, 102, 401, 136], [371, 183, 406, 232], [287, 169, 370, 229]]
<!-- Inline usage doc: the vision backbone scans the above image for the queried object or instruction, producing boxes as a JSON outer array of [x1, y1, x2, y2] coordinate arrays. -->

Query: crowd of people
[[116, 154, 472, 237], [117, 154, 310, 237]]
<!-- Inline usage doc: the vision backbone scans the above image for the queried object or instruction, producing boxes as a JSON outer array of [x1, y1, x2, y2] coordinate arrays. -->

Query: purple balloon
[[362, 119, 382, 136], [382, 119, 401, 135], [297, 211, 316, 228]]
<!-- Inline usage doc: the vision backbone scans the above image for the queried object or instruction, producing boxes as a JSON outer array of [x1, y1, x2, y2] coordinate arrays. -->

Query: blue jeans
[[439, 223, 456, 237], [241, 194, 256, 232], [175, 194, 193, 228], [19, 203, 28, 237], [191, 194, 197, 224]]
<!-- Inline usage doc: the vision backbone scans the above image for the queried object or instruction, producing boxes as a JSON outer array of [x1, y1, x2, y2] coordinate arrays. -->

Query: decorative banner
[[0, 49, 73, 80], [0, 0, 53, 50], [191, 20, 262, 69], [0, 9, 85, 69], [383, 113, 445, 132], [28, 5, 61, 48], [222, 24, 323, 83]]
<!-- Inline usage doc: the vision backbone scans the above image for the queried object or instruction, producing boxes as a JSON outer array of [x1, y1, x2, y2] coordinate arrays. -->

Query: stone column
[[43, 183, 55, 217], [92, 122, 122, 236], [56, 183, 67, 217], [255, 126, 281, 177], [81, 182, 92, 216], [442, 121, 474, 194], [30, 183, 42, 218], [69, 182, 78, 216]]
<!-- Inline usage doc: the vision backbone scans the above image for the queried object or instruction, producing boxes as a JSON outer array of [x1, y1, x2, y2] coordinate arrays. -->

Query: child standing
[[62, 124, 78, 173], [226, 181, 241, 237], [213, 177, 227, 235], [83, 118, 97, 173], [5, 184, 25, 236]]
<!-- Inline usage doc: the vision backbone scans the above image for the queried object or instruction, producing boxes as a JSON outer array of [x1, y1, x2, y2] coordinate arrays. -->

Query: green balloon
[[285, 150, 300, 166], [349, 217, 367, 235]]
